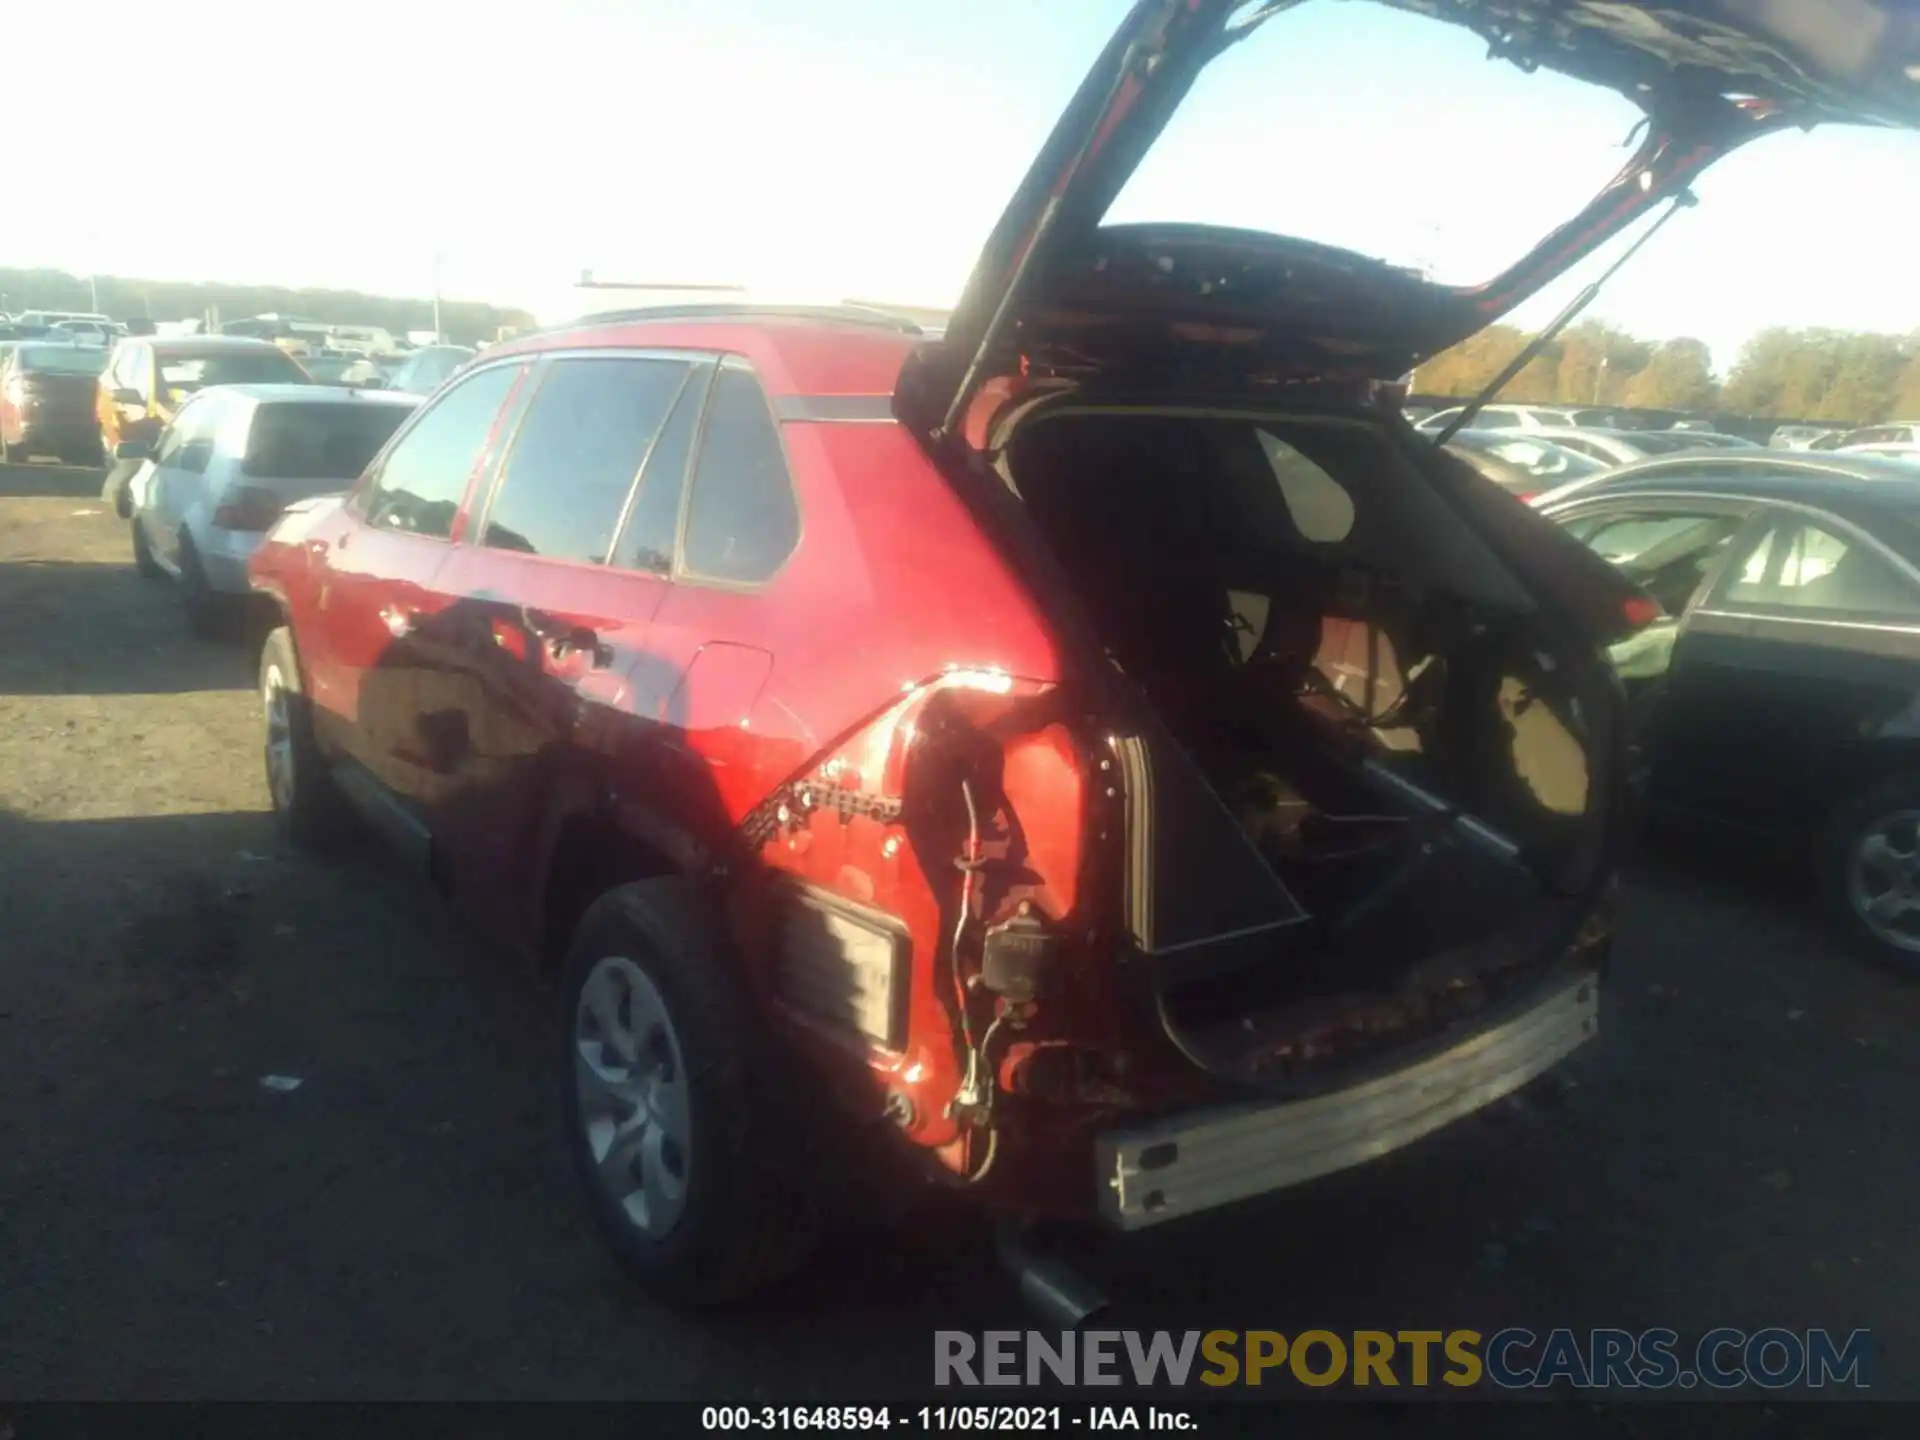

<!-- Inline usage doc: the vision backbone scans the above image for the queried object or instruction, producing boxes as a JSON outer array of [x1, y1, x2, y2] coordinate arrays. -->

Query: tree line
[[0, 267, 536, 349], [1416, 319, 1920, 424]]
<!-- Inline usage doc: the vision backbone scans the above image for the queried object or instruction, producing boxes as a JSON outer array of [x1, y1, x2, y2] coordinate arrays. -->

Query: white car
[[125, 384, 418, 634], [1835, 442, 1920, 465], [1414, 403, 1580, 434], [1836, 422, 1920, 449]]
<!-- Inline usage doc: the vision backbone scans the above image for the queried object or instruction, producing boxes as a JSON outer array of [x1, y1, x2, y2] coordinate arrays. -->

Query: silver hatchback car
[[125, 384, 419, 634]]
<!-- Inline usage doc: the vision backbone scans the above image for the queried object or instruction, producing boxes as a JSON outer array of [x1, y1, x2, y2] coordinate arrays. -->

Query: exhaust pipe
[[997, 1221, 1111, 1329]]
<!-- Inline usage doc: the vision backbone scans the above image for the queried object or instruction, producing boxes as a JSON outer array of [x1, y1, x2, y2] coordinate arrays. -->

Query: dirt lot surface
[[2, 459, 1916, 1403]]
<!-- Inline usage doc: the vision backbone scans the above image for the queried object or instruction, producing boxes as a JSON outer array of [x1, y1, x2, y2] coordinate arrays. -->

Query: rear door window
[[361, 363, 518, 539], [613, 364, 712, 575], [153, 395, 225, 475], [1716, 516, 1920, 621], [151, 397, 211, 469], [1557, 502, 1751, 616], [679, 364, 800, 584], [479, 356, 692, 565]]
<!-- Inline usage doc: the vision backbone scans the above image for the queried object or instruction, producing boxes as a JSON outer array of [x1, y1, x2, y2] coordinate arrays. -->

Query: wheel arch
[[533, 795, 705, 977]]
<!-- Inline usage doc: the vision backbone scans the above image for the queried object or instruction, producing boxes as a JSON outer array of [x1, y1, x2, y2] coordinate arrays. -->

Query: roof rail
[[555, 303, 926, 337]]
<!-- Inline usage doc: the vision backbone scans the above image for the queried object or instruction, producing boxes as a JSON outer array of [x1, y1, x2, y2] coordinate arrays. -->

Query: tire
[[178, 533, 235, 639], [1818, 772, 1920, 978], [130, 517, 162, 579], [259, 626, 348, 847], [559, 879, 819, 1306]]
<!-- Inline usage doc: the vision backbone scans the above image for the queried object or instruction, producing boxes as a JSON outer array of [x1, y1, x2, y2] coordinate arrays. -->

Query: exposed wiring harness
[[947, 778, 1004, 1184]]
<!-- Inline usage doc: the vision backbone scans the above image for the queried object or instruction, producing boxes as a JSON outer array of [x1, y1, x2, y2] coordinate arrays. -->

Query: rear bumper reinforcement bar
[[1095, 973, 1598, 1229]]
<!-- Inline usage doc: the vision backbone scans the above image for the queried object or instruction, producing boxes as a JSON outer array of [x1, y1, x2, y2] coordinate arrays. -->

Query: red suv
[[245, 0, 1886, 1310]]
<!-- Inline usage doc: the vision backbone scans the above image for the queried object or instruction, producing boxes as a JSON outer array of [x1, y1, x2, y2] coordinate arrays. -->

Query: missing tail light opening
[[775, 885, 909, 1051]]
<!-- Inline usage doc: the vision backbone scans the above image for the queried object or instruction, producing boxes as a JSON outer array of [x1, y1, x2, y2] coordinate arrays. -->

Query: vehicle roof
[[131, 335, 301, 356], [487, 309, 920, 397], [1541, 450, 1920, 523], [1446, 427, 1588, 449], [1520, 425, 1637, 440], [204, 383, 418, 407]]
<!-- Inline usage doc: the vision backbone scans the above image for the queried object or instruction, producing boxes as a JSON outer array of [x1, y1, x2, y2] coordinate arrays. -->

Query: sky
[[9, 0, 1920, 374]]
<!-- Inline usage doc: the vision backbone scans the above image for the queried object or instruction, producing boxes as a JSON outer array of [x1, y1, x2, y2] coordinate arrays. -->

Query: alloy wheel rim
[[262, 663, 295, 812], [1846, 808, 1920, 953], [573, 955, 692, 1239]]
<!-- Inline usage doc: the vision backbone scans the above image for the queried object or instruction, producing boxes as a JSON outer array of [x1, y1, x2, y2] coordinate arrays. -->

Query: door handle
[[521, 606, 611, 668]]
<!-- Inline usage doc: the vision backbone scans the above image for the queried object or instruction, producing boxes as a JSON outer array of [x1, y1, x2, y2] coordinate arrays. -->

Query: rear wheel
[[559, 879, 818, 1305], [259, 626, 347, 847], [130, 517, 162, 579], [1820, 773, 1920, 977]]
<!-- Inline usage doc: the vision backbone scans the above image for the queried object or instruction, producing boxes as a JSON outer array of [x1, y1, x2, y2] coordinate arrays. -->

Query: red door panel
[[312, 518, 460, 800], [410, 546, 673, 937]]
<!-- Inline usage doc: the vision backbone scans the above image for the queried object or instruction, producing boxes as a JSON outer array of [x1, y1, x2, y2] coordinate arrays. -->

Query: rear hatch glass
[[15, 345, 108, 376], [242, 402, 412, 487], [161, 350, 308, 395]]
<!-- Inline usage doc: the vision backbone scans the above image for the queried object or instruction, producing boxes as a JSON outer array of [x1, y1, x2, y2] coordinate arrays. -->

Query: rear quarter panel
[[714, 419, 1072, 1155]]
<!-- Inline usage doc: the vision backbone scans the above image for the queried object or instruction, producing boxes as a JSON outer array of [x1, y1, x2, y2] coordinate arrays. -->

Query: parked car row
[[1409, 402, 1920, 458]]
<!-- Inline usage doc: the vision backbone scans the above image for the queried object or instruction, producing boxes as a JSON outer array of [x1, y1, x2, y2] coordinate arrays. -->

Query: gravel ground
[[1, 460, 1915, 1403]]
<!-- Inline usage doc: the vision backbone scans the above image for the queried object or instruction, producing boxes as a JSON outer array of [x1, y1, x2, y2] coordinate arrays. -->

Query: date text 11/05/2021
[[702, 1408, 1191, 1431]]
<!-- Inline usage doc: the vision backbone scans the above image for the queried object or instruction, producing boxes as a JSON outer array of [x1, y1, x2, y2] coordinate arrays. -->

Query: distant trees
[[0, 267, 534, 349], [1416, 320, 1920, 423]]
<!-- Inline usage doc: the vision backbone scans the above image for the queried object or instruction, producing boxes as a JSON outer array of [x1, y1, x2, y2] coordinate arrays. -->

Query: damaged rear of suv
[[851, 0, 1920, 1271]]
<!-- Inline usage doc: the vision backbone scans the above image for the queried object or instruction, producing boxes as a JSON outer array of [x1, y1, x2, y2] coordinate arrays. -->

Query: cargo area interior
[[1002, 408, 1609, 1076]]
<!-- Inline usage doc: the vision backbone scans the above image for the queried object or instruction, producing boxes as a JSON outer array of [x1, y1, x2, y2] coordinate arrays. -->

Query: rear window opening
[[1003, 407, 1621, 1085]]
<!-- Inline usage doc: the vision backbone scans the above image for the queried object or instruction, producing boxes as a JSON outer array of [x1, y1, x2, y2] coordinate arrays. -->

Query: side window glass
[[1567, 507, 1746, 615], [151, 403, 195, 467], [175, 399, 222, 475], [1255, 428, 1354, 542], [1721, 519, 1920, 618], [363, 363, 517, 540], [115, 347, 148, 399], [480, 357, 690, 564], [1475, 410, 1519, 429], [614, 364, 711, 575], [680, 366, 800, 583]]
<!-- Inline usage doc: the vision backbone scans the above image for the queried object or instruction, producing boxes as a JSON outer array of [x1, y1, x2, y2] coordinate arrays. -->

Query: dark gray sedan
[[1537, 450, 1920, 970]]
